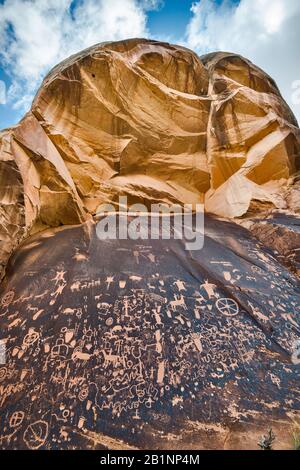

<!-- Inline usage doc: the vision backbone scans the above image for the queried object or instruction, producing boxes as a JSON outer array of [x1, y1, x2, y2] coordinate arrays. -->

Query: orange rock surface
[[0, 39, 299, 277], [1, 39, 300, 450]]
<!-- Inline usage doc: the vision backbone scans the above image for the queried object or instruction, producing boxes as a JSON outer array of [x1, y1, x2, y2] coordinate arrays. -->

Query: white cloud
[[185, 0, 300, 123], [1, 0, 299, 127], [7, 81, 33, 110], [0, 80, 6, 105], [0, 0, 160, 115]]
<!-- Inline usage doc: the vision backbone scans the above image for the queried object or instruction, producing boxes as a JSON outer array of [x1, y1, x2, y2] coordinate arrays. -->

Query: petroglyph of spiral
[[216, 298, 239, 317]]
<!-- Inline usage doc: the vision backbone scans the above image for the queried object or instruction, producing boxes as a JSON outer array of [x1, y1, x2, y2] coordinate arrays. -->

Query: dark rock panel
[[0, 215, 299, 449]]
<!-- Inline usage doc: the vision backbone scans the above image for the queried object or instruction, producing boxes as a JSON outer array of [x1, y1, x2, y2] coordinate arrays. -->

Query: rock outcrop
[[1, 39, 300, 279], [0, 39, 300, 450], [0, 216, 300, 450]]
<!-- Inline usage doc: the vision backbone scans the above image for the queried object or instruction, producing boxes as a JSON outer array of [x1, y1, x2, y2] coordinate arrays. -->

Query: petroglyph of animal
[[102, 349, 123, 368], [170, 294, 187, 312]]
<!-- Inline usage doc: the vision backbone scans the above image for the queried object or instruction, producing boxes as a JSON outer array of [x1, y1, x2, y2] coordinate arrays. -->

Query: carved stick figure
[[200, 280, 217, 299]]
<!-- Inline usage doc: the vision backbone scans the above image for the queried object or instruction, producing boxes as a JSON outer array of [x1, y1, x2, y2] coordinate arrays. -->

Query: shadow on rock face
[[1, 39, 300, 282]]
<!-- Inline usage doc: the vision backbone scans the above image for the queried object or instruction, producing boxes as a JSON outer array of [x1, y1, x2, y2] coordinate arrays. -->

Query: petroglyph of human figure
[[105, 276, 114, 290], [52, 270, 67, 285], [174, 280, 186, 292], [191, 333, 203, 353], [50, 283, 67, 305], [200, 280, 217, 299]]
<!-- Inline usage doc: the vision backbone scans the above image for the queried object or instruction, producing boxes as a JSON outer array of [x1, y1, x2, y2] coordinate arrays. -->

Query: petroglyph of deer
[[102, 349, 123, 368], [170, 294, 187, 311]]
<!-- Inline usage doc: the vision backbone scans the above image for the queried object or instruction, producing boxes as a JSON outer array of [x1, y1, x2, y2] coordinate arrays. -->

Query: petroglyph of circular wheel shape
[[1, 290, 14, 307], [62, 409, 70, 419], [23, 420, 48, 449], [216, 298, 239, 317], [9, 411, 25, 428]]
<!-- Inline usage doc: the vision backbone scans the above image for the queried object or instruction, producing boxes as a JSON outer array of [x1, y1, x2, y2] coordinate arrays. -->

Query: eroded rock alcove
[[1, 38, 299, 278]]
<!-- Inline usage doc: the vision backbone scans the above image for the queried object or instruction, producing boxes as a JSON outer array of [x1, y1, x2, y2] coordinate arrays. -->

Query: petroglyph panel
[[0, 216, 299, 449]]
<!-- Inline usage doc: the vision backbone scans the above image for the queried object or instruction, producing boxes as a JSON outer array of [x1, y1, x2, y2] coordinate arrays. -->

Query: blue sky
[[0, 0, 299, 129], [147, 0, 193, 40]]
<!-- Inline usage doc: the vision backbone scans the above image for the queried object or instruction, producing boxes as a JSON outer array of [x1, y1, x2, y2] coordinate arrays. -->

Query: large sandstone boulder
[[0, 39, 300, 450], [0, 39, 299, 279], [203, 52, 300, 217]]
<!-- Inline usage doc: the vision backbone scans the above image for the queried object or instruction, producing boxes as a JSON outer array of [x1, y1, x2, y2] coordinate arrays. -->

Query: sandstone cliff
[[0, 39, 300, 450], [1, 38, 299, 279]]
